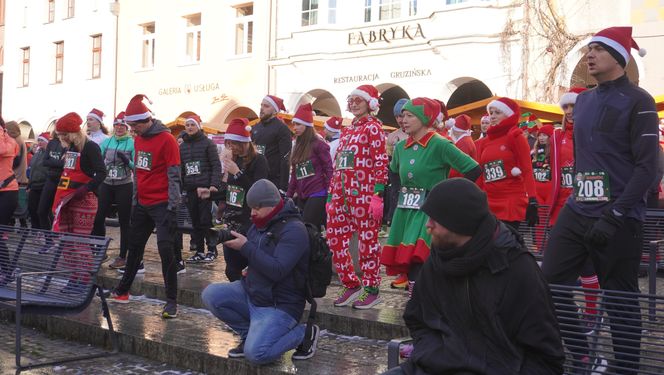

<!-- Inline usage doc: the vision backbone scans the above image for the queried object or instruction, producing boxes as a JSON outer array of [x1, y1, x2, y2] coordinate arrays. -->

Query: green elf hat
[[401, 97, 441, 127]]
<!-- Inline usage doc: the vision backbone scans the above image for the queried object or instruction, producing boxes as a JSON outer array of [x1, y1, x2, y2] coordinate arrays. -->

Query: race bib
[[107, 165, 127, 180], [483, 160, 506, 182], [49, 151, 62, 160], [185, 161, 201, 176], [226, 185, 245, 208], [63, 152, 79, 170], [335, 150, 355, 170], [561, 167, 574, 189], [533, 167, 551, 182], [574, 171, 610, 202], [136, 151, 152, 171], [295, 160, 315, 180], [397, 187, 426, 210], [256, 145, 266, 155]]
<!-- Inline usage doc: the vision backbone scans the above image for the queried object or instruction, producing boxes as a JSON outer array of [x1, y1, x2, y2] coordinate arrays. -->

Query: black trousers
[[542, 205, 642, 373], [0, 190, 18, 277], [38, 179, 58, 230], [386, 170, 401, 226], [116, 202, 178, 303], [27, 188, 44, 229], [92, 183, 133, 258], [296, 196, 326, 230], [185, 190, 215, 254]]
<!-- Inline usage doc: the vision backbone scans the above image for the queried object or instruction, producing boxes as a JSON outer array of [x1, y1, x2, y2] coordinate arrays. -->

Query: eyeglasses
[[347, 96, 365, 106]]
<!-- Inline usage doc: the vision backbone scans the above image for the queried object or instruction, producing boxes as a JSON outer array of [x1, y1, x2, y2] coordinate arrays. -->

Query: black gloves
[[525, 197, 539, 227], [117, 152, 130, 166], [584, 209, 624, 248]]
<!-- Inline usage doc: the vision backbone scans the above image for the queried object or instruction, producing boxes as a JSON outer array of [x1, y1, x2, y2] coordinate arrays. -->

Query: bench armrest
[[17, 269, 93, 278], [387, 337, 413, 369]]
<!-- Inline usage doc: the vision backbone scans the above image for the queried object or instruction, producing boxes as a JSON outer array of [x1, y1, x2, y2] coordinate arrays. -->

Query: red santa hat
[[37, 132, 51, 142], [292, 103, 314, 127], [350, 84, 380, 111], [113, 112, 127, 127], [225, 118, 252, 143], [55, 112, 83, 133], [451, 114, 472, 133], [433, 99, 450, 127], [263, 95, 286, 113], [480, 115, 491, 124], [324, 116, 343, 133], [538, 124, 554, 138], [487, 97, 520, 119], [124, 94, 153, 122], [87, 108, 104, 124], [589, 26, 646, 68], [559, 87, 587, 108], [185, 113, 203, 129]]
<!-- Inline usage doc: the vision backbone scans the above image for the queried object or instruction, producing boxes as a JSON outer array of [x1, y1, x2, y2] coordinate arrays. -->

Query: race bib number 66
[[136, 151, 152, 171]]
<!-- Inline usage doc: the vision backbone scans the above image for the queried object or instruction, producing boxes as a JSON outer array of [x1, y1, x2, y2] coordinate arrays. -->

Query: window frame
[[301, 0, 319, 27], [66, 0, 75, 18], [54, 41, 64, 84], [91, 34, 102, 79], [20, 47, 30, 87], [233, 3, 254, 57], [364, 0, 417, 23], [139, 22, 156, 70], [47, 0, 55, 23], [182, 13, 202, 64]]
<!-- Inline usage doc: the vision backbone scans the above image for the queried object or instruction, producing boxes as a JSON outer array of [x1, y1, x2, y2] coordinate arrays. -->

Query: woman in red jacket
[[475, 97, 538, 229], [532, 124, 554, 205]]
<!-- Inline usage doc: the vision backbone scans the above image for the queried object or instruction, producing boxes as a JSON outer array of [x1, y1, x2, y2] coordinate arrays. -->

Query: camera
[[217, 229, 237, 243]]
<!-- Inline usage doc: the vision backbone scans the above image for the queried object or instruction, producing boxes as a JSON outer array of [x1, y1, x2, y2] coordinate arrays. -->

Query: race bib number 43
[[136, 151, 153, 171], [574, 171, 610, 202], [483, 160, 506, 182], [397, 187, 426, 210], [107, 165, 127, 180]]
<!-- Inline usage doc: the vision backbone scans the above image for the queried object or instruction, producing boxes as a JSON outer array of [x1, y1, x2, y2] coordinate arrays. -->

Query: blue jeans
[[202, 280, 306, 365]]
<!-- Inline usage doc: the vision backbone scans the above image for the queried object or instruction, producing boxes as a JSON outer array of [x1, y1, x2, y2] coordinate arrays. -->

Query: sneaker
[[108, 257, 126, 269], [352, 287, 381, 309], [187, 253, 206, 263], [333, 286, 363, 307], [390, 274, 408, 289], [575, 355, 608, 375], [583, 314, 602, 335], [109, 291, 130, 304], [203, 252, 218, 263], [177, 260, 187, 274], [378, 226, 389, 238], [292, 324, 320, 360], [162, 301, 177, 319], [228, 341, 245, 358], [117, 262, 145, 275]]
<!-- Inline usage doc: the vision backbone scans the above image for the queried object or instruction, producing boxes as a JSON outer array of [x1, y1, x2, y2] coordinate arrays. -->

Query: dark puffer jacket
[[42, 139, 65, 182], [179, 131, 222, 191]]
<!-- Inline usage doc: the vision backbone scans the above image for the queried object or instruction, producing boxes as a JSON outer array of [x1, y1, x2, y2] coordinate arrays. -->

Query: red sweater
[[547, 122, 575, 225], [449, 135, 477, 178], [476, 115, 537, 222], [134, 130, 180, 206]]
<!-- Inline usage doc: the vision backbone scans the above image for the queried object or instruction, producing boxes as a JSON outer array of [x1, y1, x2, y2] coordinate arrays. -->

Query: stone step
[[98, 249, 409, 341], [1, 294, 390, 374]]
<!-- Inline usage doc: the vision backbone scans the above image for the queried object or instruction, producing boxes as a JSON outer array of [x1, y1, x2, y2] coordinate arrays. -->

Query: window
[[47, 0, 54, 23], [364, 0, 371, 22], [0, 0, 6, 26], [379, 0, 400, 20], [183, 13, 201, 63], [66, 0, 74, 18], [301, 0, 318, 26], [91, 35, 102, 78], [140, 22, 156, 69], [20, 47, 30, 87], [22, 3, 28, 27], [328, 0, 336, 23], [54, 41, 64, 83], [234, 4, 253, 55], [365, 0, 416, 22]]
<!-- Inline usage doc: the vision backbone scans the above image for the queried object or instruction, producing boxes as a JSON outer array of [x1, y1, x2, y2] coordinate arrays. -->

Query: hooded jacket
[[239, 199, 309, 321], [179, 130, 222, 191], [402, 216, 564, 375], [27, 148, 49, 190], [100, 134, 134, 186], [43, 138, 65, 182], [133, 119, 181, 210]]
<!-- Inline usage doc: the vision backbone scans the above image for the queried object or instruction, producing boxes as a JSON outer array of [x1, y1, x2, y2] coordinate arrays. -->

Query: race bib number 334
[[574, 171, 610, 202]]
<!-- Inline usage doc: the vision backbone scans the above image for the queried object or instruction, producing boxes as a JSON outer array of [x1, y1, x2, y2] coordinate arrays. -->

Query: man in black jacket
[[386, 178, 564, 375], [39, 134, 65, 230], [180, 114, 222, 263], [251, 95, 292, 191]]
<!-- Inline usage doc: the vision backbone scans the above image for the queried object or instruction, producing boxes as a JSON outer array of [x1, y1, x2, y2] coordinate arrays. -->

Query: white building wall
[[2, 0, 118, 134]]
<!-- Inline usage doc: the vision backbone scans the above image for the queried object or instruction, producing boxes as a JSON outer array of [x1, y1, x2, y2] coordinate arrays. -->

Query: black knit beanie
[[594, 41, 627, 68], [421, 178, 490, 236]]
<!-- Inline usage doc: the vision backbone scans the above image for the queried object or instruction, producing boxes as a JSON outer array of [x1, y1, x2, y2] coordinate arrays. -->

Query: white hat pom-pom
[[245, 126, 252, 132], [639, 48, 647, 57], [444, 118, 455, 129], [511, 167, 522, 177]]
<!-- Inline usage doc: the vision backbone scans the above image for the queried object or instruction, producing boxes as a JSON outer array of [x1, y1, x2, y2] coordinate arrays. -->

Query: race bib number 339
[[574, 171, 610, 202], [136, 151, 152, 171], [483, 160, 506, 183]]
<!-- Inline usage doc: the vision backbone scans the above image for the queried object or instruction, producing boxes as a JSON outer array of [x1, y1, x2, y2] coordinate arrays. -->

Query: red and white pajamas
[[326, 115, 388, 289]]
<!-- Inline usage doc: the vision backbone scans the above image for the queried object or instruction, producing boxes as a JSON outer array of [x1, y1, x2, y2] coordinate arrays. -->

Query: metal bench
[[388, 284, 664, 374], [0, 225, 117, 372]]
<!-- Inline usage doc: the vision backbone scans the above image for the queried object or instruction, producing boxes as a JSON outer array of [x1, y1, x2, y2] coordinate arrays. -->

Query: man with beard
[[385, 178, 564, 375], [251, 95, 292, 191]]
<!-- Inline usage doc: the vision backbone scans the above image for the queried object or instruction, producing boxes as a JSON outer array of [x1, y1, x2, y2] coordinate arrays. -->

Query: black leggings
[[0, 190, 18, 226], [92, 183, 133, 258], [38, 179, 58, 230], [296, 196, 326, 230], [28, 188, 44, 229]]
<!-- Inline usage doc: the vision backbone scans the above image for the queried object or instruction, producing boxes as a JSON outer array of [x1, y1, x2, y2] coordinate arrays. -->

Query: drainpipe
[[110, 1, 120, 115]]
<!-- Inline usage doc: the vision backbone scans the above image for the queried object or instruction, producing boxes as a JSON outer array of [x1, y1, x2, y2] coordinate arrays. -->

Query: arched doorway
[[446, 78, 493, 110], [208, 99, 259, 133], [375, 83, 410, 127], [18, 121, 35, 140], [296, 89, 341, 117], [570, 54, 639, 88], [224, 106, 258, 123]]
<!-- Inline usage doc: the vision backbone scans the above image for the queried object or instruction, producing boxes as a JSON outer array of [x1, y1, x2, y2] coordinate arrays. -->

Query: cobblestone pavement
[[0, 319, 202, 375]]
